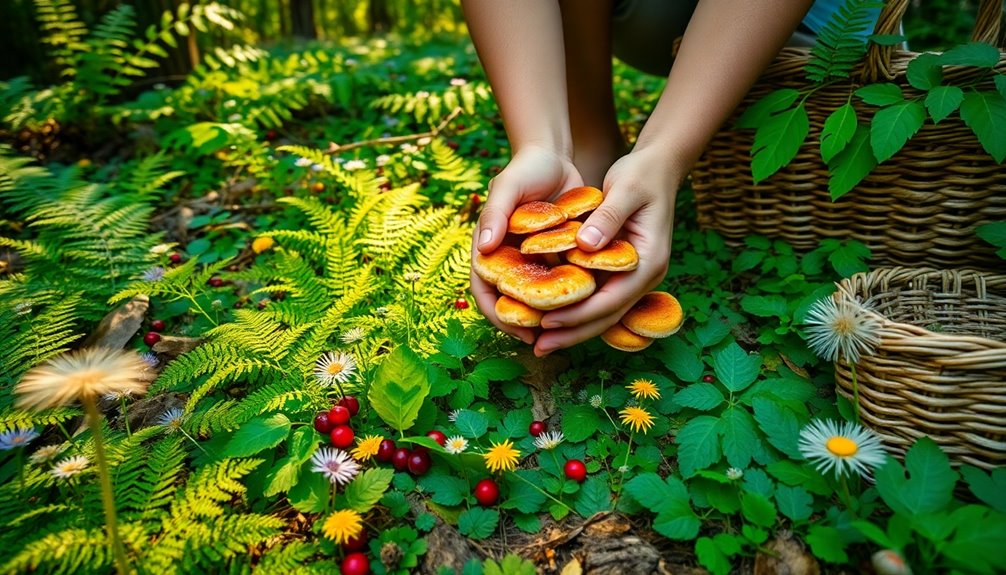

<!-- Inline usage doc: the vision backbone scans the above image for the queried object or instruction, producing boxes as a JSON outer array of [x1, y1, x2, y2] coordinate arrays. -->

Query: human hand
[[534, 146, 678, 356], [471, 145, 584, 344]]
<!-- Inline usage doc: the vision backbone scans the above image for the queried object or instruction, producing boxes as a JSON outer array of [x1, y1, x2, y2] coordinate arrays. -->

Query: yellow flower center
[[67, 369, 108, 392], [326, 363, 343, 375], [832, 316, 854, 336], [826, 436, 858, 457]]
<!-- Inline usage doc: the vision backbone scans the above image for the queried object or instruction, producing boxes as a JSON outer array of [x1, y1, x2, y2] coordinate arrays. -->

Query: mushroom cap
[[495, 295, 544, 327], [554, 186, 603, 218], [600, 322, 654, 352], [497, 263, 596, 311], [565, 240, 639, 271], [621, 292, 683, 338], [472, 246, 536, 286], [508, 201, 568, 235], [520, 221, 582, 254]]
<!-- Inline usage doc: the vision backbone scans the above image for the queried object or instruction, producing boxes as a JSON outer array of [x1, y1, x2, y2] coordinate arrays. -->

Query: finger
[[470, 268, 536, 344], [576, 188, 642, 252], [534, 313, 623, 357], [539, 262, 665, 329]]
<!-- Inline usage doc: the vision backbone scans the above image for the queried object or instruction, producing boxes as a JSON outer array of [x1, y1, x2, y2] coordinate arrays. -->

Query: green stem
[[82, 396, 131, 575], [120, 397, 131, 437], [56, 421, 80, 455], [509, 469, 570, 514], [612, 433, 634, 504], [838, 474, 857, 518]]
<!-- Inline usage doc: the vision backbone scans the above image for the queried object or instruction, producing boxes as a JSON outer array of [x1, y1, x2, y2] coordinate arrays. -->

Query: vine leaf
[[828, 124, 876, 200], [939, 42, 1000, 67], [820, 103, 858, 162], [870, 100, 926, 163], [368, 345, 430, 433], [735, 89, 800, 129], [925, 85, 964, 124], [959, 90, 1006, 163], [751, 104, 808, 184], [855, 83, 904, 107], [906, 53, 942, 90]]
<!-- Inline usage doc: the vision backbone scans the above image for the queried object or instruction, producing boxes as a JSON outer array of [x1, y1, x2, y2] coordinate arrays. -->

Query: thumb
[[577, 191, 635, 252], [475, 177, 519, 254]]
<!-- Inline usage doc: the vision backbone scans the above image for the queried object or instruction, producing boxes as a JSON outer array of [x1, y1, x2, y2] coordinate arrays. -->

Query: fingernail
[[478, 228, 492, 247], [580, 225, 603, 247], [541, 320, 561, 329]]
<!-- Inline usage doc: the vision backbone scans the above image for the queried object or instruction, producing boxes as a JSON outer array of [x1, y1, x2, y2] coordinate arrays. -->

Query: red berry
[[426, 430, 447, 446], [391, 448, 411, 471], [702, 374, 715, 383], [473, 478, 499, 506], [342, 531, 368, 552], [208, 277, 224, 287], [529, 421, 547, 437], [470, 193, 481, 206], [337, 395, 360, 416], [341, 552, 370, 575], [313, 412, 332, 434], [564, 459, 587, 483], [407, 450, 432, 475], [328, 405, 351, 426], [150, 319, 166, 332], [478, 149, 489, 157], [376, 439, 396, 463], [330, 425, 355, 449], [454, 298, 469, 310], [266, 130, 278, 141], [446, 140, 459, 150], [143, 332, 161, 346], [169, 253, 182, 264]]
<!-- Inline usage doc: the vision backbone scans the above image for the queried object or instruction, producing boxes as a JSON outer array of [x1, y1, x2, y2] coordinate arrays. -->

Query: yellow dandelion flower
[[322, 509, 363, 545], [16, 348, 154, 410], [252, 236, 275, 254], [626, 378, 660, 400], [351, 435, 383, 461], [483, 439, 521, 473], [619, 406, 655, 434]]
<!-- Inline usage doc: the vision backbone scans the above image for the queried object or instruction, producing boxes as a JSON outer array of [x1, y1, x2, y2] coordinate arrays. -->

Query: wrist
[[512, 136, 574, 162], [624, 141, 690, 189]]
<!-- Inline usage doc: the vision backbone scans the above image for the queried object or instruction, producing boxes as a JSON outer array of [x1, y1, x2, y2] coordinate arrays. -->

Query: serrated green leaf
[[976, 221, 1006, 249], [940, 42, 1001, 67], [870, 100, 926, 162], [467, 357, 525, 386], [820, 103, 858, 162], [223, 413, 290, 457], [499, 409, 532, 438], [961, 465, 1006, 513], [263, 427, 319, 496], [875, 437, 958, 515], [691, 317, 732, 349], [661, 337, 704, 382], [828, 240, 871, 278], [856, 83, 904, 106], [369, 346, 430, 433], [806, 525, 848, 563], [454, 410, 490, 439], [288, 467, 329, 513], [752, 397, 802, 459], [674, 383, 725, 411], [741, 491, 777, 527], [676, 415, 722, 477], [504, 471, 548, 514], [458, 507, 499, 540], [766, 460, 831, 495], [735, 89, 801, 129], [415, 513, 436, 532], [828, 123, 876, 200], [345, 467, 394, 513], [717, 407, 760, 469], [574, 476, 611, 517], [380, 490, 410, 518], [752, 104, 809, 183], [696, 537, 731, 575], [741, 294, 789, 319], [775, 485, 814, 521], [512, 512, 542, 533], [960, 90, 1006, 163], [925, 85, 964, 123], [906, 53, 943, 90], [713, 342, 761, 393], [942, 505, 1006, 573], [419, 472, 469, 506], [561, 404, 602, 442]]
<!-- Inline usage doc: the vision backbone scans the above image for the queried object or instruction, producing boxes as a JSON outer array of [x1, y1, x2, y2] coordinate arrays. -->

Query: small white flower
[[449, 77, 467, 86], [403, 272, 422, 283], [13, 302, 32, 316], [142, 267, 165, 282], [29, 444, 64, 464], [0, 428, 40, 451], [311, 163, 325, 172], [798, 419, 887, 479], [314, 352, 357, 386], [400, 143, 418, 155], [310, 447, 361, 485], [415, 91, 430, 99], [51, 455, 90, 479], [103, 389, 133, 402], [344, 58, 357, 66], [224, 99, 237, 108], [533, 430, 564, 451], [447, 409, 461, 423], [334, 157, 346, 164], [589, 395, 603, 409], [444, 436, 468, 454], [149, 243, 173, 255], [416, 136, 432, 146], [726, 467, 744, 480], [157, 407, 185, 433], [374, 306, 390, 317], [295, 157, 313, 167], [343, 159, 367, 171], [227, 113, 242, 122], [618, 465, 629, 474], [804, 293, 881, 364], [375, 154, 391, 167], [340, 327, 367, 345]]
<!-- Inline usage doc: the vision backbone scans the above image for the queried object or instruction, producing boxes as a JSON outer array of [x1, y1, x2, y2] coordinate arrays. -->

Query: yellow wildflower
[[351, 435, 383, 461], [322, 509, 363, 544], [483, 439, 520, 473], [619, 406, 655, 434], [626, 378, 660, 400]]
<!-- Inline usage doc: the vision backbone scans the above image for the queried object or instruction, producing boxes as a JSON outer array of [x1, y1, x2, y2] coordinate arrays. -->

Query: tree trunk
[[369, 0, 393, 33], [290, 0, 317, 39]]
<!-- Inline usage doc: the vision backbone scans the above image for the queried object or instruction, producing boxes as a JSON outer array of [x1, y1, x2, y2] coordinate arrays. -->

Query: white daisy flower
[[416, 136, 432, 146], [589, 394, 603, 409], [375, 154, 391, 167], [444, 436, 468, 454], [618, 465, 629, 474], [313, 352, 357, 386], [804, 293, 882, 364], [798, 419, 887, 479], [51, 455, 90, 479], [149, 243, 173, 255], [400, 143, 418, 155], [447, 409, 461, 423], [295, 157, 313, 167], [157, 407, 185, 433], [311, 163, 325, 172], [403, 272, 422, 283], [726, 467, 744, 480], [29, 444, 64, 464], [449, 77, 467, 86], [0, 427, 40, 451], [310, 447, 361, 485], [15, 348, 153, 411], [340, 327, 368, 345], [344, 160, 367, 171], [533, 430, 564, 451]]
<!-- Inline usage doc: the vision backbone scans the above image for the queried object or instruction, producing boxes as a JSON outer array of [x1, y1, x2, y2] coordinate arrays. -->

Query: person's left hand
[[533, 146, 680, 356]]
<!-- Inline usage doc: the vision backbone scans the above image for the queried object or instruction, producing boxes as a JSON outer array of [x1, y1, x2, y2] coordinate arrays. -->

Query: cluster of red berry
[[313, 396, 362, 448], [143, 318, 166, 347]]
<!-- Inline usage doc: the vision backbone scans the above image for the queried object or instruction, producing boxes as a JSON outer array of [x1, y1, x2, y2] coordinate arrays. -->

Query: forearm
[[461, 0, 572, 156], [634, 0, 814, 181]]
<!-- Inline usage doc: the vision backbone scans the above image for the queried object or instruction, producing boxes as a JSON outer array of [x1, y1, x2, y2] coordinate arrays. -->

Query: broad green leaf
[[775, 485, 814, 521], [925, 85, 964, 123], [467, 358, 525, 386], [960, 465, 1006, 513], [263, 427, 319, 496], [661, 337, 704, 382], [574, 476, 611, 517], [458, 507, 499, 540], [503, 471, 548, 514], [368, 346, 430, 432], [676, 415, 722, 477], [741, 492, 777, 528], [499, 409, 533, 438], [454, 410, 490, 439], [939, 42, 1001, 67], [717, 407, 760, 468], [512, 512, 541, 533], [741, 294, 789, 319], [766, 460, 831, 495], [906, 53, 942, 90], [870, 100, 926, 162], [380, 490, 411, 518], [223, 413, 291, 457], [976, 221, 1006, 250], [625, 473, 685, 510], [735, 89, 800, 129], [696, 537, 731, 575], [691, 317, 732, 349], [419, 472, 470, 506], [942, 505, 1006, 573], [674, 383, 725, 411], [345, 467, 394, 513], [653, 509, 702, 540], [485, 555, 536, 575], [820, 103, 858, 163], [960, 90, 1006, 163], [996, 74, 1006, 99], [752, 397, 802, 459], [752, 104, 809, 183], [828, 123, 877, 200], [868, 33, 907, 46], [851, 520, 894, 547], [828, 240, 871, 278], [713, 342, 761, 393], [287, 467, 329, 513], [855, 83, 904, 106], [806, 525, 848, 563], [561, 404, 602, 442], [875, 437, 958, 515], [438, 319, 476, 359]]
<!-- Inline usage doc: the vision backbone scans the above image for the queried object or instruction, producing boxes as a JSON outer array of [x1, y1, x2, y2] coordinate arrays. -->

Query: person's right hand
[[470, 144, 584, 344]]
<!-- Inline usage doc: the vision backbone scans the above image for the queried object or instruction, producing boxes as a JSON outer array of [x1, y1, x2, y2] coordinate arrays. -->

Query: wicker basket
[[833, 267, 1006, 469], [691, 0, 1006, 271]]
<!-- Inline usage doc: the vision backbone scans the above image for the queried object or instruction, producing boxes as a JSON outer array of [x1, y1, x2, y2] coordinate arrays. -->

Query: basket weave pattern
[[691, 0, 1006, 270], [834, 268, 1006, 469]]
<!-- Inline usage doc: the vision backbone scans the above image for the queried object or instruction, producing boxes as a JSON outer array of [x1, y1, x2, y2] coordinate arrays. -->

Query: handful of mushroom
[[473, 186, 683, 352]]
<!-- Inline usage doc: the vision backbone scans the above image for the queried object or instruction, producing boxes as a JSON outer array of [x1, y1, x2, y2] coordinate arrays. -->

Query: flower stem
[[120, 397, 131, 437], [510, 469, 570, 514], [82, 396, 131, 575]]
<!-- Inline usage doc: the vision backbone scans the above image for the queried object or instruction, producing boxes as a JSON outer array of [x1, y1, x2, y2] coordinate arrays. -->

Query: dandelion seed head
[[16, 348, 153, 411], [804, 294, 881, 364]]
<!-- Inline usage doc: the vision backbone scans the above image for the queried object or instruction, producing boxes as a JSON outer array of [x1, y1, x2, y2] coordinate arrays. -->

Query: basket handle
[[863, 0, 1004, 81]]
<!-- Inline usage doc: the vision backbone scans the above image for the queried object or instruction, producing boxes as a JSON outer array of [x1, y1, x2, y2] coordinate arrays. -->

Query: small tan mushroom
[[495, 295, 545, 327], [507, 201, 568, 235], [565, 240, 639, 272], [554, 186, 603, 218], [621, 292, 684, 338], [601, 322, 654, 352], [521, 221, 582, 255], [498, 263, 596, 311], [472, 246, 536, 286]]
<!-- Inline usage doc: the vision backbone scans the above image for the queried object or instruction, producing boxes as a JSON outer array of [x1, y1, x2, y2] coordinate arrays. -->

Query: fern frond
[[805, 0, 884, 82]]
